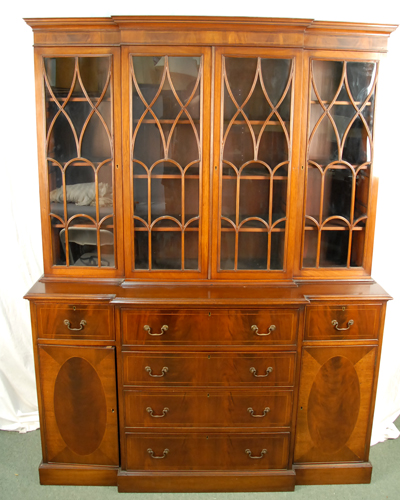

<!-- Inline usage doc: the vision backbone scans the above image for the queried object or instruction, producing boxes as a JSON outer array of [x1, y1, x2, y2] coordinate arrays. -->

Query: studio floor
[[1, 416, 399, 500]]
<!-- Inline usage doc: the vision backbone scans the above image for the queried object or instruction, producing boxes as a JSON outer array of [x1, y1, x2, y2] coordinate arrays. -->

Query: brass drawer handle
[[147, 448, 169, 459], [144, 325, 169, 336], [63, 319, 86, 331], [331, 319, 354, 331], [251, 324, 276, 336], [245, 448, 268, 459], [250, 367, 273, 378], [146, 407, 169, 418], [248, 407, 270, 418], [145, 366, 169, 378]]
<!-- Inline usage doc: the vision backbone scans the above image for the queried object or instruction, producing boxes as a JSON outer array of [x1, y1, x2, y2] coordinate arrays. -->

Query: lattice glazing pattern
[[303, 60, 377, 268], [44, 56, 115, 268], [131, 56, 202, 271], [220, 57, 293, 271]]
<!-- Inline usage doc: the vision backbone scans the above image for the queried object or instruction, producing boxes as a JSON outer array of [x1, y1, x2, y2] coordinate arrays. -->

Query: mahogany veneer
[[25, 16, 395, 493]]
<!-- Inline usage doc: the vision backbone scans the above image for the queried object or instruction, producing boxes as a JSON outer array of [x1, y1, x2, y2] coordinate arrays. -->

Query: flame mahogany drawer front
[[122, 352, 296, 387], [305, 304, 381, 341], [124, 388, 293, 428], [121, 309, 299, 346], [36, 303, 114, 341], [125, 432, 290, 471]]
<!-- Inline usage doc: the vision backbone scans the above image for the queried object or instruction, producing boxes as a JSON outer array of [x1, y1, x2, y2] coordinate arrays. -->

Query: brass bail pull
[[245, 448, 267, 459], [251, 324, 276, 336], [144, 325, 169, 336], [64, 319, 86, 331], [331, 319, 354, 331]]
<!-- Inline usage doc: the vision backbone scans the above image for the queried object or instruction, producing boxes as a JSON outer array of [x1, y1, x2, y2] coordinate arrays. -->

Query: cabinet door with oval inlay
[[294, 345, 377, 464], [38, 345, 119, 465]]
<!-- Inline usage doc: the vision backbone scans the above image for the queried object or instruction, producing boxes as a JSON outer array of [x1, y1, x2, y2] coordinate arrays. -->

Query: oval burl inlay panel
[[308, 356, 360, 453], [54, 357, 107, 455]]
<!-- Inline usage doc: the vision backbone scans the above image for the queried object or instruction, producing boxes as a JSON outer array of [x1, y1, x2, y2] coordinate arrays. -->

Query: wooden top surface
[[25, 279, 391, 305], [24, 16, 397, 52], [24, 16, 397, 33]]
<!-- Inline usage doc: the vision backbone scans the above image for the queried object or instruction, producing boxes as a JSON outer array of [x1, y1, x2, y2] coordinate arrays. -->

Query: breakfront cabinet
[[25, 17, 396, 492]]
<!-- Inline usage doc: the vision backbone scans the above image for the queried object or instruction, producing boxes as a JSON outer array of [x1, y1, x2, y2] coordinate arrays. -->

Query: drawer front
[[123, 352, 296, 387], [36, 303, 114, 341], [305, 304, 381, 341], [126, 432, 290, 471], [124, 388, 293, 428], [122, 309, 299, 346]]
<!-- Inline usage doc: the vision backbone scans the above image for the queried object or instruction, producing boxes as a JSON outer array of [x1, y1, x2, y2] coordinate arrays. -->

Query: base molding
[[294, 462, 373, 485], [39, 462, 118, 486], [117, 470, 296, 492], [37, 462, 374, 490]]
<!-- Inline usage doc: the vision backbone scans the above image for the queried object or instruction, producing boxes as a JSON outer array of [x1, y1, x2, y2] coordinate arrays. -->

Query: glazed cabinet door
[[294, 345, 377, 463], [298, 51, 380, 278], [122, 46, 212, 279], [211, 48, 303, 279], [34, 47, 123, 278], [38, 345, 119, 466]]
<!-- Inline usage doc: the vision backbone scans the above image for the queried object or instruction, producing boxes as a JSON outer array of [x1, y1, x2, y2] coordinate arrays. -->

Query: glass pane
[[224, 57, 257, 107], [355, 168, 370, 219], [221, 56, 292, 272], [270, 230, 285, 270], [311, 60, 343, 102], [320, 229, 349, 267], [152, 231, 181, 270], [185, 177, 199, 223], [184, 230, 199, 270], [260, 59, 292, 106], [134, 229, 149, 270], [238, 232, 268, 270], [44, 56, 115, 268], [350, 225, 365, 267], [342, 117, 371, 164], [347, 62, 377, 103], [220, 231, 235, 270], [223, 123, 254, 166], [304, 58, 377, 270], [272, 177, 288, 223], [151, 177, 181, 222], [131, 55, 203, 272], [303, 224, 318, 268], [239, 178, 269, 223], [322, 167, 353, 221]]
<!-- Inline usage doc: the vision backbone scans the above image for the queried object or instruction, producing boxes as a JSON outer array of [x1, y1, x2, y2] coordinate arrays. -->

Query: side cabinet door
[[38, 345, 119, 465], [294, 345, 377, 463]]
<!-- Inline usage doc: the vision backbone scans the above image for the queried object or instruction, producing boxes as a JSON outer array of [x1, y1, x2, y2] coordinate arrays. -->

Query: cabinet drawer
[[124, 388, 293, 429], [36, 303, 114, 341], [126, 432, 290, 471], [305, 304, 381, 341], [123, 352, 295, 387], [122, 308, 298, 346]]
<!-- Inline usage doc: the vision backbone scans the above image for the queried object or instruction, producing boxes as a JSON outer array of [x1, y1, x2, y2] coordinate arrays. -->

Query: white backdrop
[[1, 1, 399, 442]]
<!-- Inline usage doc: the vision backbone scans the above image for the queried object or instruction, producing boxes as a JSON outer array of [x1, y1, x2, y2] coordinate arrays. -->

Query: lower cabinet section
[[30, 294, 386, 492], [38, 345, 119, 466], [125, 432, 290, 471]]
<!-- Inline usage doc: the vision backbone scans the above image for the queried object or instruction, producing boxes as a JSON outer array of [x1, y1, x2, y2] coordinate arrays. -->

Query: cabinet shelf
[[224, 120, 288, 126], [310, 100, 372, 106], [133, 119, 199, 124], [222, 175, 287, 180], [133, 174, 200, 179], [47, 97, 111, 102]]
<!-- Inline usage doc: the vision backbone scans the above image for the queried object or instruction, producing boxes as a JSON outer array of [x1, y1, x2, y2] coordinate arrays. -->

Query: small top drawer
[[305, 304, 381, 341], [122, 308, 299, 346], [36, 303, 114, 341]]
